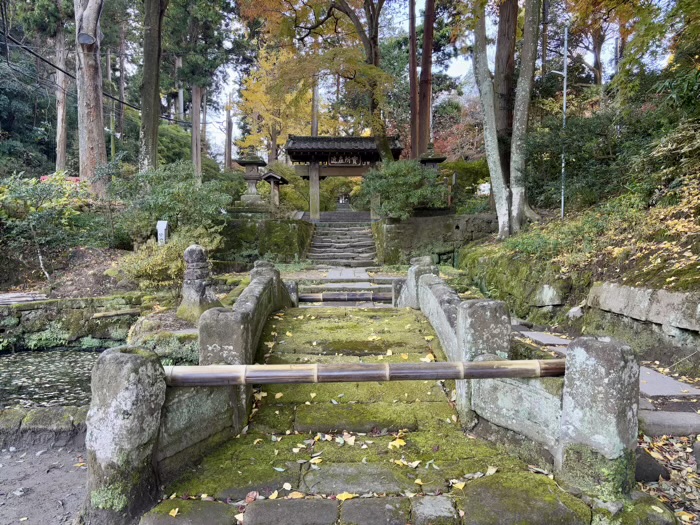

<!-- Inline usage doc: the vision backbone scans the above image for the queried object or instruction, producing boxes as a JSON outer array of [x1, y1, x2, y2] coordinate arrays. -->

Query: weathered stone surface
[[416, 273, 460, 360], [620, 493, 678, 524], [458, 300, 511, 361], [177, 245, 221, 324], [457, 473, 592, 525], [412, 496, 459, 525], [83, 347, 166, 525], [339, 497, 410, 525], [294, 403, 419, 434], [0, 408, 27, 447], [472, 355, 563, 450], [588, 281, 700, 332], [397, 263, 439, 309], [244, 499, 339, 525], [300, 463, 408, 494], [534, 283, 565, 307], [559, 337, 639, 499], [139, 500, 237, 525], [635, 448, 670, 482], [567, 306, 584, 320], [639, 409, 700, 436]]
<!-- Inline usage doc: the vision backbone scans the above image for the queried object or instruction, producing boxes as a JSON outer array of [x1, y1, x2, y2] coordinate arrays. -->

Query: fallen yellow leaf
[[453, 481, 466, 490], [269, 490, 279, 500], [414, 479, 424, 485], [424, 336, 435, 341], [275, 393, 284, 399], [310, 393, 317, 399], [388, 438, 406, 449], [288, 491, 305, 499], [309, 457, 323, 465], [283, 482, 292, 491], [286, 332, 293, 337], [336, 492, 358, 501], [400, 353, 409, 360], [169, 507, 179, 517]]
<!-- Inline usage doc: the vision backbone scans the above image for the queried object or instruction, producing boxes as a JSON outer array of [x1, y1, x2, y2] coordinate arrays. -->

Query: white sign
[[157, 221, 169, 246]]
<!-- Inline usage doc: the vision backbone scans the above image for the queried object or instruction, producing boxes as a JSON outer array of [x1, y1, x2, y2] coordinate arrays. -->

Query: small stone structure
[[372, 214, 497, 265], [81, 262, 293, 524], [399, 258, 640, 502], [236, 150, 267, 207], [176, 245, 221, 324]]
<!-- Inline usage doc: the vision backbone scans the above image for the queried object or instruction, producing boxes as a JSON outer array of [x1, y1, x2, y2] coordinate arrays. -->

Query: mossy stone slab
[[243, 499, 339, 525], [411, 496, 460, 525], [300, 463, 410, 495], [456, 472, 592, 525], [294, 402, 421, 433], [339, 496, 410, 525], [248, 405, 296, 434], [139, 499, 237, 525]]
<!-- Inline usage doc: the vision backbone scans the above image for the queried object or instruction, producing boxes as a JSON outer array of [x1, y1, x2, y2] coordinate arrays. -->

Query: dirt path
[[0, 445, 86, 525]]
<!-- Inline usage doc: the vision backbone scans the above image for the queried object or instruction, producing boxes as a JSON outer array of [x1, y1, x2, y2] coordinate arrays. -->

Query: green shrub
[[110, 161, 233, 244], [115, 226, 223, 290], [357, 160, 447, 220]]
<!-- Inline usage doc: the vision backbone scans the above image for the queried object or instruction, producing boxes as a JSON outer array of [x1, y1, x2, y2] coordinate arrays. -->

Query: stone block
[[533, 283, 565, 306], [411, 496, 459, 525], [243, 499, 339, 525], [300, 463, 408, 495], [339, 497, 410, 525], [471, 354, 563, 450], [559, 337, 639, 499], [397, 263, 439, 309], [177, 245, 221, 324], [83, 346, 166, 525], [416, 274, 460, 360]]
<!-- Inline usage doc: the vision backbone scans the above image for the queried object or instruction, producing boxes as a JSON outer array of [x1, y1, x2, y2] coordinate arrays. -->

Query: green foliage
[[116, 226, 223, 290], [110, 161, 233, 244], [358, 161, 447, 220], [441, 159, 489, 214], [0, 173, 89, 280]]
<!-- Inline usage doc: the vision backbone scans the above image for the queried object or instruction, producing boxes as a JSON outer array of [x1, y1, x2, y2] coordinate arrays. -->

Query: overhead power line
[[1, 30, 191, 127]]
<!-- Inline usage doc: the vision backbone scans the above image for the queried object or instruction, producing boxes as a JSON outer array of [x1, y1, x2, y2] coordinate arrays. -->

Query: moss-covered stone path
[[141, 307, 593, 525]]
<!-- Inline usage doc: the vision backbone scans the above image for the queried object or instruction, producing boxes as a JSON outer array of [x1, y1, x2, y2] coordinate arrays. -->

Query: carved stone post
[[176, 245, 222, 323]]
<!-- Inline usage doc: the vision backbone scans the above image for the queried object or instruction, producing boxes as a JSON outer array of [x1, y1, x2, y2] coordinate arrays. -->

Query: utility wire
[[1, 30, 192, 127]]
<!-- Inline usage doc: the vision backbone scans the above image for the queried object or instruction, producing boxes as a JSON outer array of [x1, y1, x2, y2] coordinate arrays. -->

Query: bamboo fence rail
[[163, 359, 565, 387]]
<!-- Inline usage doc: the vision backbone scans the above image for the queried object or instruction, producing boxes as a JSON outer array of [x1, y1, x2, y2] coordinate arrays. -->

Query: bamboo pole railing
[[163, 359, 565, 387]]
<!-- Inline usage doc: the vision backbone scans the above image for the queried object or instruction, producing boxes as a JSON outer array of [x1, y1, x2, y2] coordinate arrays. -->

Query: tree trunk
[[510, 0, 541, 233], [191, 84, 202, 182], [541, 0, 549, 76], [311, 72, 319, 136], [74, 0, 108, 196], [201, 87, 208, 147], [493, 0, 518, 183], [224, 93, 232, 170], [408, 0, 419, 158], [176, 55, 184, 120], [118, 21, 126, 137], [54, 7, 68, 173], [107, 47, 116, 159], [472, 2, 510, 239], [417, 0, 436, 156], [139, 0, 168, 172], [592, 24, 604, 84], [269, 125, 279, 162]]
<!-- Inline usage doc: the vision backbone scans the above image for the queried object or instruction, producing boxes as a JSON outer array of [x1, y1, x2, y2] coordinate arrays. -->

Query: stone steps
[[141, 307, 596, 525], [308, 220, 377, 268]]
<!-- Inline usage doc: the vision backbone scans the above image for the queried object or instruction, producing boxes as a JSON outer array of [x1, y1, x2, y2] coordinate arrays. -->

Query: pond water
[[0, 349, 102, 408]]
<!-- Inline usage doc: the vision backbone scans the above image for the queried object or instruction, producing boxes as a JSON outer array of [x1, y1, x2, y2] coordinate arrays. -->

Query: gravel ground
[[0, 445, 86, 525]]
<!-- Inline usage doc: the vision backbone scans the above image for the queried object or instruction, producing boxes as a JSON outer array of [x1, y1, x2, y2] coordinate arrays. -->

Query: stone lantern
[[236, 148, 267, 206], [262, 171, 289, 208], [419, 143, 447, 171]]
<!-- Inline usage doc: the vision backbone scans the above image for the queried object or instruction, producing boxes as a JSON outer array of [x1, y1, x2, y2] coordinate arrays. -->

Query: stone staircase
[[297, 268, 396, 307], [141, 307, 594, 525], [308, 223, 377, 268]]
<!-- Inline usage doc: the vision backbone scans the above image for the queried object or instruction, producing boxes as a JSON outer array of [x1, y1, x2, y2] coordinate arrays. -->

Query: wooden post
[[163, 359, 565, 387], [310, 162, 320, 221]]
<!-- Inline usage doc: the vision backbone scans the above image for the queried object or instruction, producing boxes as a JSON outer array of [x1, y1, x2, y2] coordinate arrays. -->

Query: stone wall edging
[[0, 405, 88, 448]]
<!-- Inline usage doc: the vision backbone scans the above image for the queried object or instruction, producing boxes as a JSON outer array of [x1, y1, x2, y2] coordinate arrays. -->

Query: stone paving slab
[[639, 409, 700, 436], [339, 496, 410, 525], [518, 330, 572, 346], [0, 292, 48, 305], [294, 402, 420, 433], [639, 366, 700, 397], [243, 499, 339, 525], [411, 496, 459, 525], [139, 500, 238, 525], [300, 463, 408, 494]]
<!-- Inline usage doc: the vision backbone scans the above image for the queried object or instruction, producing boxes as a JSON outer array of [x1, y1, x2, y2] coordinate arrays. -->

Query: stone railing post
[[558, 337, 639, 500], [82, 347, 166, 525], [176, 244, 221, 323], [397, 257, 439, 309], [455, 300, 511, 427]]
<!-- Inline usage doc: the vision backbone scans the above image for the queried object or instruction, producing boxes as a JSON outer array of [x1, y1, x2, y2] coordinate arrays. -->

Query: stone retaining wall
[[373, 214, 497, 265], [0, 293, 144, 352], [79, 262, 293, 524], [0, 405, 88, 448], [403, 260, 640, 501]]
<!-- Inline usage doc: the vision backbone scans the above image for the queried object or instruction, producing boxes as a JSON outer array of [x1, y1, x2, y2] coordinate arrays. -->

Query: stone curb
[[0, 405, 88, 448], [639, 409, 700, 436]]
